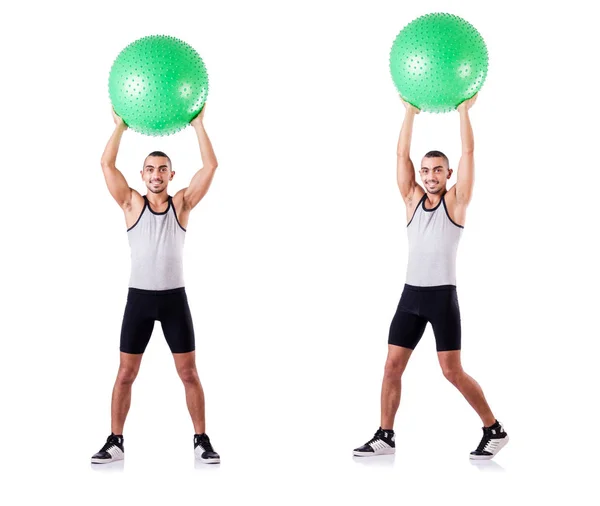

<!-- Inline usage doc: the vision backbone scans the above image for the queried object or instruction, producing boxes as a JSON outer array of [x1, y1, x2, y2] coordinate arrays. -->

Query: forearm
[[396, 108, 418, 196], [193, 123, 218, 170], [101, 124, 127, 168], [455, 109, 475, 203], [397, 110, 416, 157], [459, 109, 474, 154]]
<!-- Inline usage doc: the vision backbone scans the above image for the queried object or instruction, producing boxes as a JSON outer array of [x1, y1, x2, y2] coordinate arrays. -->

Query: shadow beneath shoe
[[194, 459, 221, 471], [352, 454, 396, 467], [469, 459, 505, 472], [90, 460, 124, 472]]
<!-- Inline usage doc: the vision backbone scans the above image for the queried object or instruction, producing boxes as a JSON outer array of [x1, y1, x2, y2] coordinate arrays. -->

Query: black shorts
[[120, 287, 195, 354], [388, 284, 461, 352]]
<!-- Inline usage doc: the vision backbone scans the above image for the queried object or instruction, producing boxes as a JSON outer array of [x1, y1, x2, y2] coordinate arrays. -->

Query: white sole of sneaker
[[469, 435, 509, 460], [353, 448, 396, 457], [197, 457, 220, 464], [91, 455, 124, 464]]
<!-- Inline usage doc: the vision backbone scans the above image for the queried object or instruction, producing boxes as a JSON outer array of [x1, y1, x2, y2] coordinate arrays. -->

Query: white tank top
[[405, 193, 463, 287], [127, 195, 186, 290]]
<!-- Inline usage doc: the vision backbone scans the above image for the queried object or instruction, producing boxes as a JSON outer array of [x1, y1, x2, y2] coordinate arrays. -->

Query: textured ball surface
[[109, 35, 209, 136], [389, 13, 488, 113]]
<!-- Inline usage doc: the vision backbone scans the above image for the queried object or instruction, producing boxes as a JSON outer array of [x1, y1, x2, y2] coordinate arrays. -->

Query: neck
[[145, 191, 169, 205], [426, 188, 447, 203]]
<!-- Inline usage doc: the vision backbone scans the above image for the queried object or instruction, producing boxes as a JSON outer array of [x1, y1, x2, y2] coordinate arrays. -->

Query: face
[[142, 156, 174, 194], [419, 156, 452, 194]]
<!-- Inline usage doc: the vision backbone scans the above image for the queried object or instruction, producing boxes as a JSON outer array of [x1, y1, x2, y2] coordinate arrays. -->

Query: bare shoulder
[[405, 184, 425, 223], [444, 185, 467, 227], [172, 188, 187, 211], [172, 188, 191, 230], [445, 185, 458, 206], [123, 189, 145, 229], [125, 189, 144, 212]]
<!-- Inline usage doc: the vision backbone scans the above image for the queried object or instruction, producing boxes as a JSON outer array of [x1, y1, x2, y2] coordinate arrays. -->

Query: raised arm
[[396, 97, 421, 204], [454, 94, 477, 206], [101, 110, 134, 209], [177, 106, 218, 211]]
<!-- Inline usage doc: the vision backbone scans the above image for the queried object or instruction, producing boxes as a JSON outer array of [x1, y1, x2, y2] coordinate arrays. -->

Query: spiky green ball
[[389, 13, 488, 113], [109, 35, 209, 136]]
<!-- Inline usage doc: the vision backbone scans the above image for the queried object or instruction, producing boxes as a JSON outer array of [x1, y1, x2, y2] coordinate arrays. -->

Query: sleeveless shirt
[[127, 195, 186, 290], [405, 194, 463, 287]]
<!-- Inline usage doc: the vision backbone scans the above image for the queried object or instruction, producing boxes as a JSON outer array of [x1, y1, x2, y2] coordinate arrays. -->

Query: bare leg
[[173, 351, 206, 434], [438, 350, 495, 426], [380, 345, 414, 430], [111, 352, 144, 434]]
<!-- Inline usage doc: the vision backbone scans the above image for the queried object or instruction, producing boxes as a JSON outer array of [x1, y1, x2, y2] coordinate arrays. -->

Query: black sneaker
[[91, 433, 124, 464], [353, 427, 396, 456], [194, 433, 220, 464], [470, 420, 509, 460]]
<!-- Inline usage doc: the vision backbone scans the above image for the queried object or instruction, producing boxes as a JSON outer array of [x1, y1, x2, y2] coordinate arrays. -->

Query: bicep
[[455, 153, 474, 205], [102, 164, 133, 208], [182, 167, 217, 210], [457, 152, 474, 176], [397, 156, 417, 200]]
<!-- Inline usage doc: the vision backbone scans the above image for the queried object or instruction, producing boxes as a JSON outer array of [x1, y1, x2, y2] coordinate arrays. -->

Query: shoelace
[[197, 436, 214, 453], [100, 435, 121, 453], [475, 429, 493, 453], [366, 430, 386, 446]]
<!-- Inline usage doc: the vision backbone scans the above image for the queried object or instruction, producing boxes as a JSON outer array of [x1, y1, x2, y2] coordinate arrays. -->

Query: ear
[[170, 170, 175, 181], [447, 168, 453, 179]]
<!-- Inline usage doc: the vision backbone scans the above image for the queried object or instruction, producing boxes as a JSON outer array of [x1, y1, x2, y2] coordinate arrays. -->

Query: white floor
[[54, 423, 592, 505], [9, 327, 595, 505]]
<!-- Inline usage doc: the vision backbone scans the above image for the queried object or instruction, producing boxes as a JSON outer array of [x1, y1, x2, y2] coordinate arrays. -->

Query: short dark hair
[[424, 150, 449, 167], [146, 151, 172, 167]]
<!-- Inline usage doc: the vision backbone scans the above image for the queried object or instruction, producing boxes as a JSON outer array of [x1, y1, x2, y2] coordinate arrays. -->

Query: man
[[91, 106, 220, 464], [353, 94, 509, 460]]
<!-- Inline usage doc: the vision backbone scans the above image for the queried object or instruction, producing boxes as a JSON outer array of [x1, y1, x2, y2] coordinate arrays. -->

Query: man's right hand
[[400, 96, 420, 115], [190, 103, 206, 128], [112, 108, 128, 129]]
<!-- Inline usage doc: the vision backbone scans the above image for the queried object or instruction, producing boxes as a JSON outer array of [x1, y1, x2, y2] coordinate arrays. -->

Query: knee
[[116, 367, 138, 386], [442, 366, 464, 385], [178, 366, 199, 385], [384, 358, 406, 380]]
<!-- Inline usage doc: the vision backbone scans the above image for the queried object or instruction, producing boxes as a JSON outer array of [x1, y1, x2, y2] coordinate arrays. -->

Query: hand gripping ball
[[109, 35, 209, 136], [389, 13, 488, 113]]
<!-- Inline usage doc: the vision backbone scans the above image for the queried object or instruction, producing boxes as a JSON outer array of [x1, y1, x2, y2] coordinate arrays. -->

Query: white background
[[1, 0, 598, 504]]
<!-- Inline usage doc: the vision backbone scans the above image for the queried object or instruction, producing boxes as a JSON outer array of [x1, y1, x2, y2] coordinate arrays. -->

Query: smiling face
[[142, 155, 174, 194], [420, 155, 452, 195]]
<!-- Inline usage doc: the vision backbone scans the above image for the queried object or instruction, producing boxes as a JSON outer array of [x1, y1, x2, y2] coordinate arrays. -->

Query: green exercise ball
[[108, 35, 209, 136], [389, 13, 488, 113]]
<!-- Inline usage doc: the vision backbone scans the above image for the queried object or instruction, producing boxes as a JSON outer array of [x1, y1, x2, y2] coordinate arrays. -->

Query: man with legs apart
[[91, 106, 220, 464], [353, 94, 508, 460]]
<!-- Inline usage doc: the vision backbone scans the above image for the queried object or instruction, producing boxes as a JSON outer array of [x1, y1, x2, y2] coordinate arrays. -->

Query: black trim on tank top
[[170, 196, 187, 232], [145, 195, 171, 215], [422, 195, 443, 212], [128, 286, 186, 295], [407, 194, 427, 227], [404, 283, 456, 292], [442, 196, 464, 229], [127, 199, 147, 232]]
